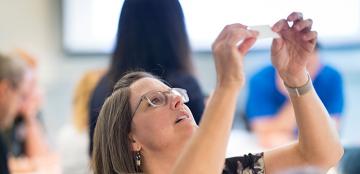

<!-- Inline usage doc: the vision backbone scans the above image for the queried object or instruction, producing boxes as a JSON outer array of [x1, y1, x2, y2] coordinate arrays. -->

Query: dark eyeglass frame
[[131, 88, 189, 117]]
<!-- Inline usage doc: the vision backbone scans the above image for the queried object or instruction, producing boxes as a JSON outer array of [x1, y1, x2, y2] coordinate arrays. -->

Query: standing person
[[246, 43, 344, 148], [0, 53, 28, 174], [89, 0, 205, 154], [92, 12, 343, 174]]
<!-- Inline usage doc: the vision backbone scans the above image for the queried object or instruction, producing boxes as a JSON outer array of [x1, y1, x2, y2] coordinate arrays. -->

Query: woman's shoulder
[[223, 152, 265, 174]]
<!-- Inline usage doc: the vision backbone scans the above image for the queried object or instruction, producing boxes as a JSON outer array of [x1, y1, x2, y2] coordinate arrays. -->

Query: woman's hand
[[212, 24, 258, 90], [20, 83, 43, 122], [271, 12, 317, 87]]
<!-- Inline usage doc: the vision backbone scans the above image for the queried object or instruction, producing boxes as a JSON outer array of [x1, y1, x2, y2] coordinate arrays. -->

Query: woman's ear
[[129, 133, 141, 151]]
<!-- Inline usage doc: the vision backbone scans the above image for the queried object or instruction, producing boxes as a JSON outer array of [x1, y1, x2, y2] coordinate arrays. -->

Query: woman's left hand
[[271, 12, 317, 87], [212, 23, 258, 90]]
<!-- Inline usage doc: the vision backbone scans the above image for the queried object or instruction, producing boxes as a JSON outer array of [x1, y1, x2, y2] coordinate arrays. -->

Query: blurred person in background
[[0, 52, 28, 174], [2, 49, 60, 173], [7, 49, 49, 158], [58, 69, 105, 174], [89, 0, 205, 154], [245, 43, 344, 148]]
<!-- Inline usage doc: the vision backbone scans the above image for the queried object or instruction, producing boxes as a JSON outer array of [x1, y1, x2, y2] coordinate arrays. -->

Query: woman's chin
[[183, 122, 198, 137]]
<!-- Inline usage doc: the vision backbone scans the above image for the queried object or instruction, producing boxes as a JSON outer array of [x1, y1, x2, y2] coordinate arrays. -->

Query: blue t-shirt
[[246, 65, 344, 122]]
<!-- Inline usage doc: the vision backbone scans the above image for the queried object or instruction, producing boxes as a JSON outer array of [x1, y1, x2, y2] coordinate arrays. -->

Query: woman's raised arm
[[172, 24, 258, 174], [264, 12, 343, 174]]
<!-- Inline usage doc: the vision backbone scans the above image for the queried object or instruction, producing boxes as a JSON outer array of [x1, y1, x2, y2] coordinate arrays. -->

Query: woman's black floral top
[[223, 153, 265, 174]]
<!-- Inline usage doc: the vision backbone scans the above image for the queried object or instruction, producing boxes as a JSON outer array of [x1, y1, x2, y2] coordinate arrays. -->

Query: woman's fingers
[[223, 24, 256, 46], [228, 29, 258, 46], [272, 14, 315, 43], [287, 12, 303, 22], [272, 19, 289, 33], [302, 31, 318, 52], [212, 23, 257, 89], [303, 31, 317, 41], [213, 23, 247, 46], [238, 37, 257, 54], [273, 17, 312, 34], [293, 18, 313, 32], [213, 23, 258, 52]]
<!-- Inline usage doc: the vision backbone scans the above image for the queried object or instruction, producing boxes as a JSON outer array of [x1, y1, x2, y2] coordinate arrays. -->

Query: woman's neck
[[142, 147, 181, 174]]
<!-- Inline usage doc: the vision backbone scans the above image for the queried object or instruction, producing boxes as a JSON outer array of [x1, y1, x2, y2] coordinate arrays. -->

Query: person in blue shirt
[[246, 43, 344, 148]]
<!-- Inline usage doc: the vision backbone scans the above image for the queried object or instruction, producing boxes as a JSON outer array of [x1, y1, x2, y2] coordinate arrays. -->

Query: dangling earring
[[135, 151, 141, 167]]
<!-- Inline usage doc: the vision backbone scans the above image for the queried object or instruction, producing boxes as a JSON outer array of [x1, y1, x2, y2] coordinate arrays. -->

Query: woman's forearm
[[172, 23, 257, 174], [291, 88, 343, 169], [172, 86, 239, 174]]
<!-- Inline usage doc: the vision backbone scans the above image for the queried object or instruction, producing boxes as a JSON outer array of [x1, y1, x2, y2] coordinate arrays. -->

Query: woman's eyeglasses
[[132, 88, 189, 116]]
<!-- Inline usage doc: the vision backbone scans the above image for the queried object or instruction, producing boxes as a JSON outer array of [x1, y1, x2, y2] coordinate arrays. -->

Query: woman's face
[[129, 77, 197, 152], [19, 70, 43, 118]]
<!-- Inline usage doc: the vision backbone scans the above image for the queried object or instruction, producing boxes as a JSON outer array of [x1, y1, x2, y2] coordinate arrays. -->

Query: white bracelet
[[283, 72, 313, 97]]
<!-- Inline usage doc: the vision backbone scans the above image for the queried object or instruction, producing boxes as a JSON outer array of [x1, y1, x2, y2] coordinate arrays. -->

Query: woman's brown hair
[[92, 71, 156, 174]]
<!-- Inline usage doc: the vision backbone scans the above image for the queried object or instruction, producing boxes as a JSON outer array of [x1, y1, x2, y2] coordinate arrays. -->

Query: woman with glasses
[[92, 12, 343, 174]]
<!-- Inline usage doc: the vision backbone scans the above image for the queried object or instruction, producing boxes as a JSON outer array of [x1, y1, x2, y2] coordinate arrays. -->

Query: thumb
[[271, 38, 284, 52], [238, 37, 257, 55]]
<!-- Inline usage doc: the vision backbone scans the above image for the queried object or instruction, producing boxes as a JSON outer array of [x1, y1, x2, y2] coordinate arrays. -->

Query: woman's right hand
[[212, 24, 258, 90], [271, 12, 317, 87]]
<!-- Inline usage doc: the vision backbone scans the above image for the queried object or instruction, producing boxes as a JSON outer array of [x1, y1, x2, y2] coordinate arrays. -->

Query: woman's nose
[[170, 93, 184, 110]]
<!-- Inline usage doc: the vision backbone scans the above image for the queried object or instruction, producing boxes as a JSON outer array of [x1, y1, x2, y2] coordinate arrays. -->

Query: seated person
[[0, 53, 28, 174], [2, 50, 59, 173], [6, 49, 50, 158], [91, 12, 343, 174], [246, 43, 344, 148]]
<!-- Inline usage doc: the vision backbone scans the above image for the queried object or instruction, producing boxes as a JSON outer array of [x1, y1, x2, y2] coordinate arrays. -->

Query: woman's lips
[[175, 115, 189, 124]]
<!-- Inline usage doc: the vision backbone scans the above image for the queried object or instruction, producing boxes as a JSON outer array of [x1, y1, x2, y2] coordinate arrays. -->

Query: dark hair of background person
[[89, 0, 205, 155], [108, 0, 194, 87], [92, 72, 155, 174]]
